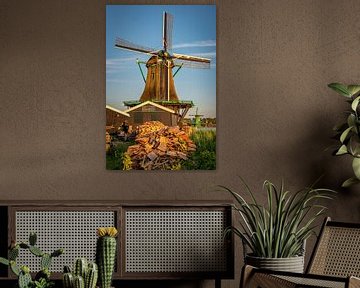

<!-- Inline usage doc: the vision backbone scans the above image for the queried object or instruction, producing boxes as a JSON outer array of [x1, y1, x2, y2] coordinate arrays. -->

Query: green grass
[[106, 141, 134, 170], [182, 129, 216, 170]]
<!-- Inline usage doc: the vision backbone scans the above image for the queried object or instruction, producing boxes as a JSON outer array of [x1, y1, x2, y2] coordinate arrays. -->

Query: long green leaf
[[328, 83, 351, 97], [351, 96, 360, 111], [221, 179, 335, 258]]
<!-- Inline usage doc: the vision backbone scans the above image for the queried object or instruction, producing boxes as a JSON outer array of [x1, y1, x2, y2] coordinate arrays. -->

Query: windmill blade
[[173, 52, 211, 64], [163, 12, 173, 52], [115, 38, 157, 55], [174, 59, 210, 69]]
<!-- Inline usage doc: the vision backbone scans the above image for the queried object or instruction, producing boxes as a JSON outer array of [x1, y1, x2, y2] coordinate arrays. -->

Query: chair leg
[[240, 265, 255, 288]]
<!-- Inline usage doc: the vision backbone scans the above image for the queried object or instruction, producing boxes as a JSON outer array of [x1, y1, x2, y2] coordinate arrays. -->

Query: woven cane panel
[[125, 210, 227, 273], [15, 211, 115, 272], [277, 275, 345, 288], [310, 226, 360, 277]]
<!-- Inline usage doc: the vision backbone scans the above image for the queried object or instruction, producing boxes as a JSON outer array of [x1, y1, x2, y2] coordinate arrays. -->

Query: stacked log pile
[[123, 121, 196, 170]]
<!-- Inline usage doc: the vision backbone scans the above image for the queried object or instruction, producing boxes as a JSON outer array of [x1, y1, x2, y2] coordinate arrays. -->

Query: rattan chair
[[241, 217, 360, 288]]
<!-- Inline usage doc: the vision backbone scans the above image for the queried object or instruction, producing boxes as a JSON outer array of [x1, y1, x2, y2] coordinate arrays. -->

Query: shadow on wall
[[263, 109, 360, 221]]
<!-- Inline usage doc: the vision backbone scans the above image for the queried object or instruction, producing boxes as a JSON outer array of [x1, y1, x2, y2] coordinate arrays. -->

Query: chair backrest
[[307, 217, 360, 277]]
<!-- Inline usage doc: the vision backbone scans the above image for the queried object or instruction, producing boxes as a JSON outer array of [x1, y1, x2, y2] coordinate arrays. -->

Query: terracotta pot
[[245, 254, 304, 273]]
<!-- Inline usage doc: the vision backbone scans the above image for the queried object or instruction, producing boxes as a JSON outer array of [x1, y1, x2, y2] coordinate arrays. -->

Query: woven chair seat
[[241, 218, 360, 288]]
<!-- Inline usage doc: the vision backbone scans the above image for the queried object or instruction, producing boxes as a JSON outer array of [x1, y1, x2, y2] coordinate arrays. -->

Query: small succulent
[[0, 232, 63, 288]]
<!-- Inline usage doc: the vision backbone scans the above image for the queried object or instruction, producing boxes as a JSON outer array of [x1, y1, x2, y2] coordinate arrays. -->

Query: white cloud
[[106, 57, 137, 66], [173, 40, 216, 49], [106, 56, 143, 73]]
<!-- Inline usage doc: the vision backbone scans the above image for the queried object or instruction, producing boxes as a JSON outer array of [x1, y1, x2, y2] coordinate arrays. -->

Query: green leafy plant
[[328, 83, 360, 187], [183, 129, 216, 170], [0, 232, 63, 288], [220, 179, 334, 258]]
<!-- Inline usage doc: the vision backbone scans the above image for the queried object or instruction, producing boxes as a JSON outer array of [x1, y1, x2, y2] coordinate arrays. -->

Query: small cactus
[[74, 258, 88, 279], [9, 247, 19, 260], [0, 232, 63, 288], [63, 272, 74, 288], [64, 265, 72, 273], [74, 275, 85, 288], [10, 260, 20, 276], [35, 268, 50, 281], [19, 243, 29, 249], [41, 253, 52, 270], [63, 259, 98, 288], [96, 227, 118, 288], [29, 245, 44, 257], [51, 248, 64, 257], [18, 269, 32, 288], [85, 263, 98, 288], [0, 257, 9, 266], [29, 232, 37, 246]]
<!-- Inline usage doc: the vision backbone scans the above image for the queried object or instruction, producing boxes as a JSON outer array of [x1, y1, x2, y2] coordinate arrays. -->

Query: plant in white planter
[[221, 179, 334, 272], [328, 83, 360, 187]]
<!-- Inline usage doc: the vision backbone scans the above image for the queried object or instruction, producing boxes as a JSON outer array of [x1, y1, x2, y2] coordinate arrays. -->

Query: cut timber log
[[124, 121, 196, 170]]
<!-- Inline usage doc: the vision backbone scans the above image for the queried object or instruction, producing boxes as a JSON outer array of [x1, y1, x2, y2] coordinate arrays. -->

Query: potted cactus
[[62, 258, 98, 288], [0, 232, 63, 288], [96, 227, 118, 288]]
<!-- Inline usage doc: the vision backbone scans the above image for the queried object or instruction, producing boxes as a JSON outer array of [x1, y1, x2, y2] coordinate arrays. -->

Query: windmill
[[189, 107, 204, 128], [115, 11, 211, 123]]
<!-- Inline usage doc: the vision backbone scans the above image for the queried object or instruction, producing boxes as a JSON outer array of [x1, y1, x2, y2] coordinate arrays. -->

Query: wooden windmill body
[[115, 12, 211, 124], [139, 55, 178, 102]]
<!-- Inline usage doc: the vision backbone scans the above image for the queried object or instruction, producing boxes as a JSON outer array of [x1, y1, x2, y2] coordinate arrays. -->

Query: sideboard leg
[[215, 278, 221, 288]]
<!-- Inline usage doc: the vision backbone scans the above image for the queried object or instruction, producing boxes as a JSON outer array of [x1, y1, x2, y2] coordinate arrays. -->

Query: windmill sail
[[174, 59, 211, 69], [172, 52, 210, 64], [115, 38, 157, 55], [163, 12, 173, 52]]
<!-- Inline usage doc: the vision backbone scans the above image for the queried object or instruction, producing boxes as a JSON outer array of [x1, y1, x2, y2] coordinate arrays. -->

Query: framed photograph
[[106, 5, 216, 170]]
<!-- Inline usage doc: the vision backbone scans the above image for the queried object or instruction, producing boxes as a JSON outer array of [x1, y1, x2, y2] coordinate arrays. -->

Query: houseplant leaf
[[347, 114, 356, 129], [329, 82, 360, 186], [340, 127, 353, 143], [352, 157, 360, 179], [347, 85, 360, 97], [349, 135, 360, 157], [351, 96, 360, 111], [342, 177, 360, 188], [336, 145, 348, 155], [328, 83, 351, 97]]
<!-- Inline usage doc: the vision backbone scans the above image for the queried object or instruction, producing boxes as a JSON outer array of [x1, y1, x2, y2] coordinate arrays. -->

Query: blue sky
[[106, 5, 216, 118]]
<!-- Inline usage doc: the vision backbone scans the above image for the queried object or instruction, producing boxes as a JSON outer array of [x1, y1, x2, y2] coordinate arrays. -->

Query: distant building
[[106, 105, 130, 132], [124, 101, 177, 127]]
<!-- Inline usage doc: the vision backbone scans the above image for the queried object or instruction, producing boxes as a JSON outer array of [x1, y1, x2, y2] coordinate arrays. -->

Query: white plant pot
[[245, 254, 305, 273]]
